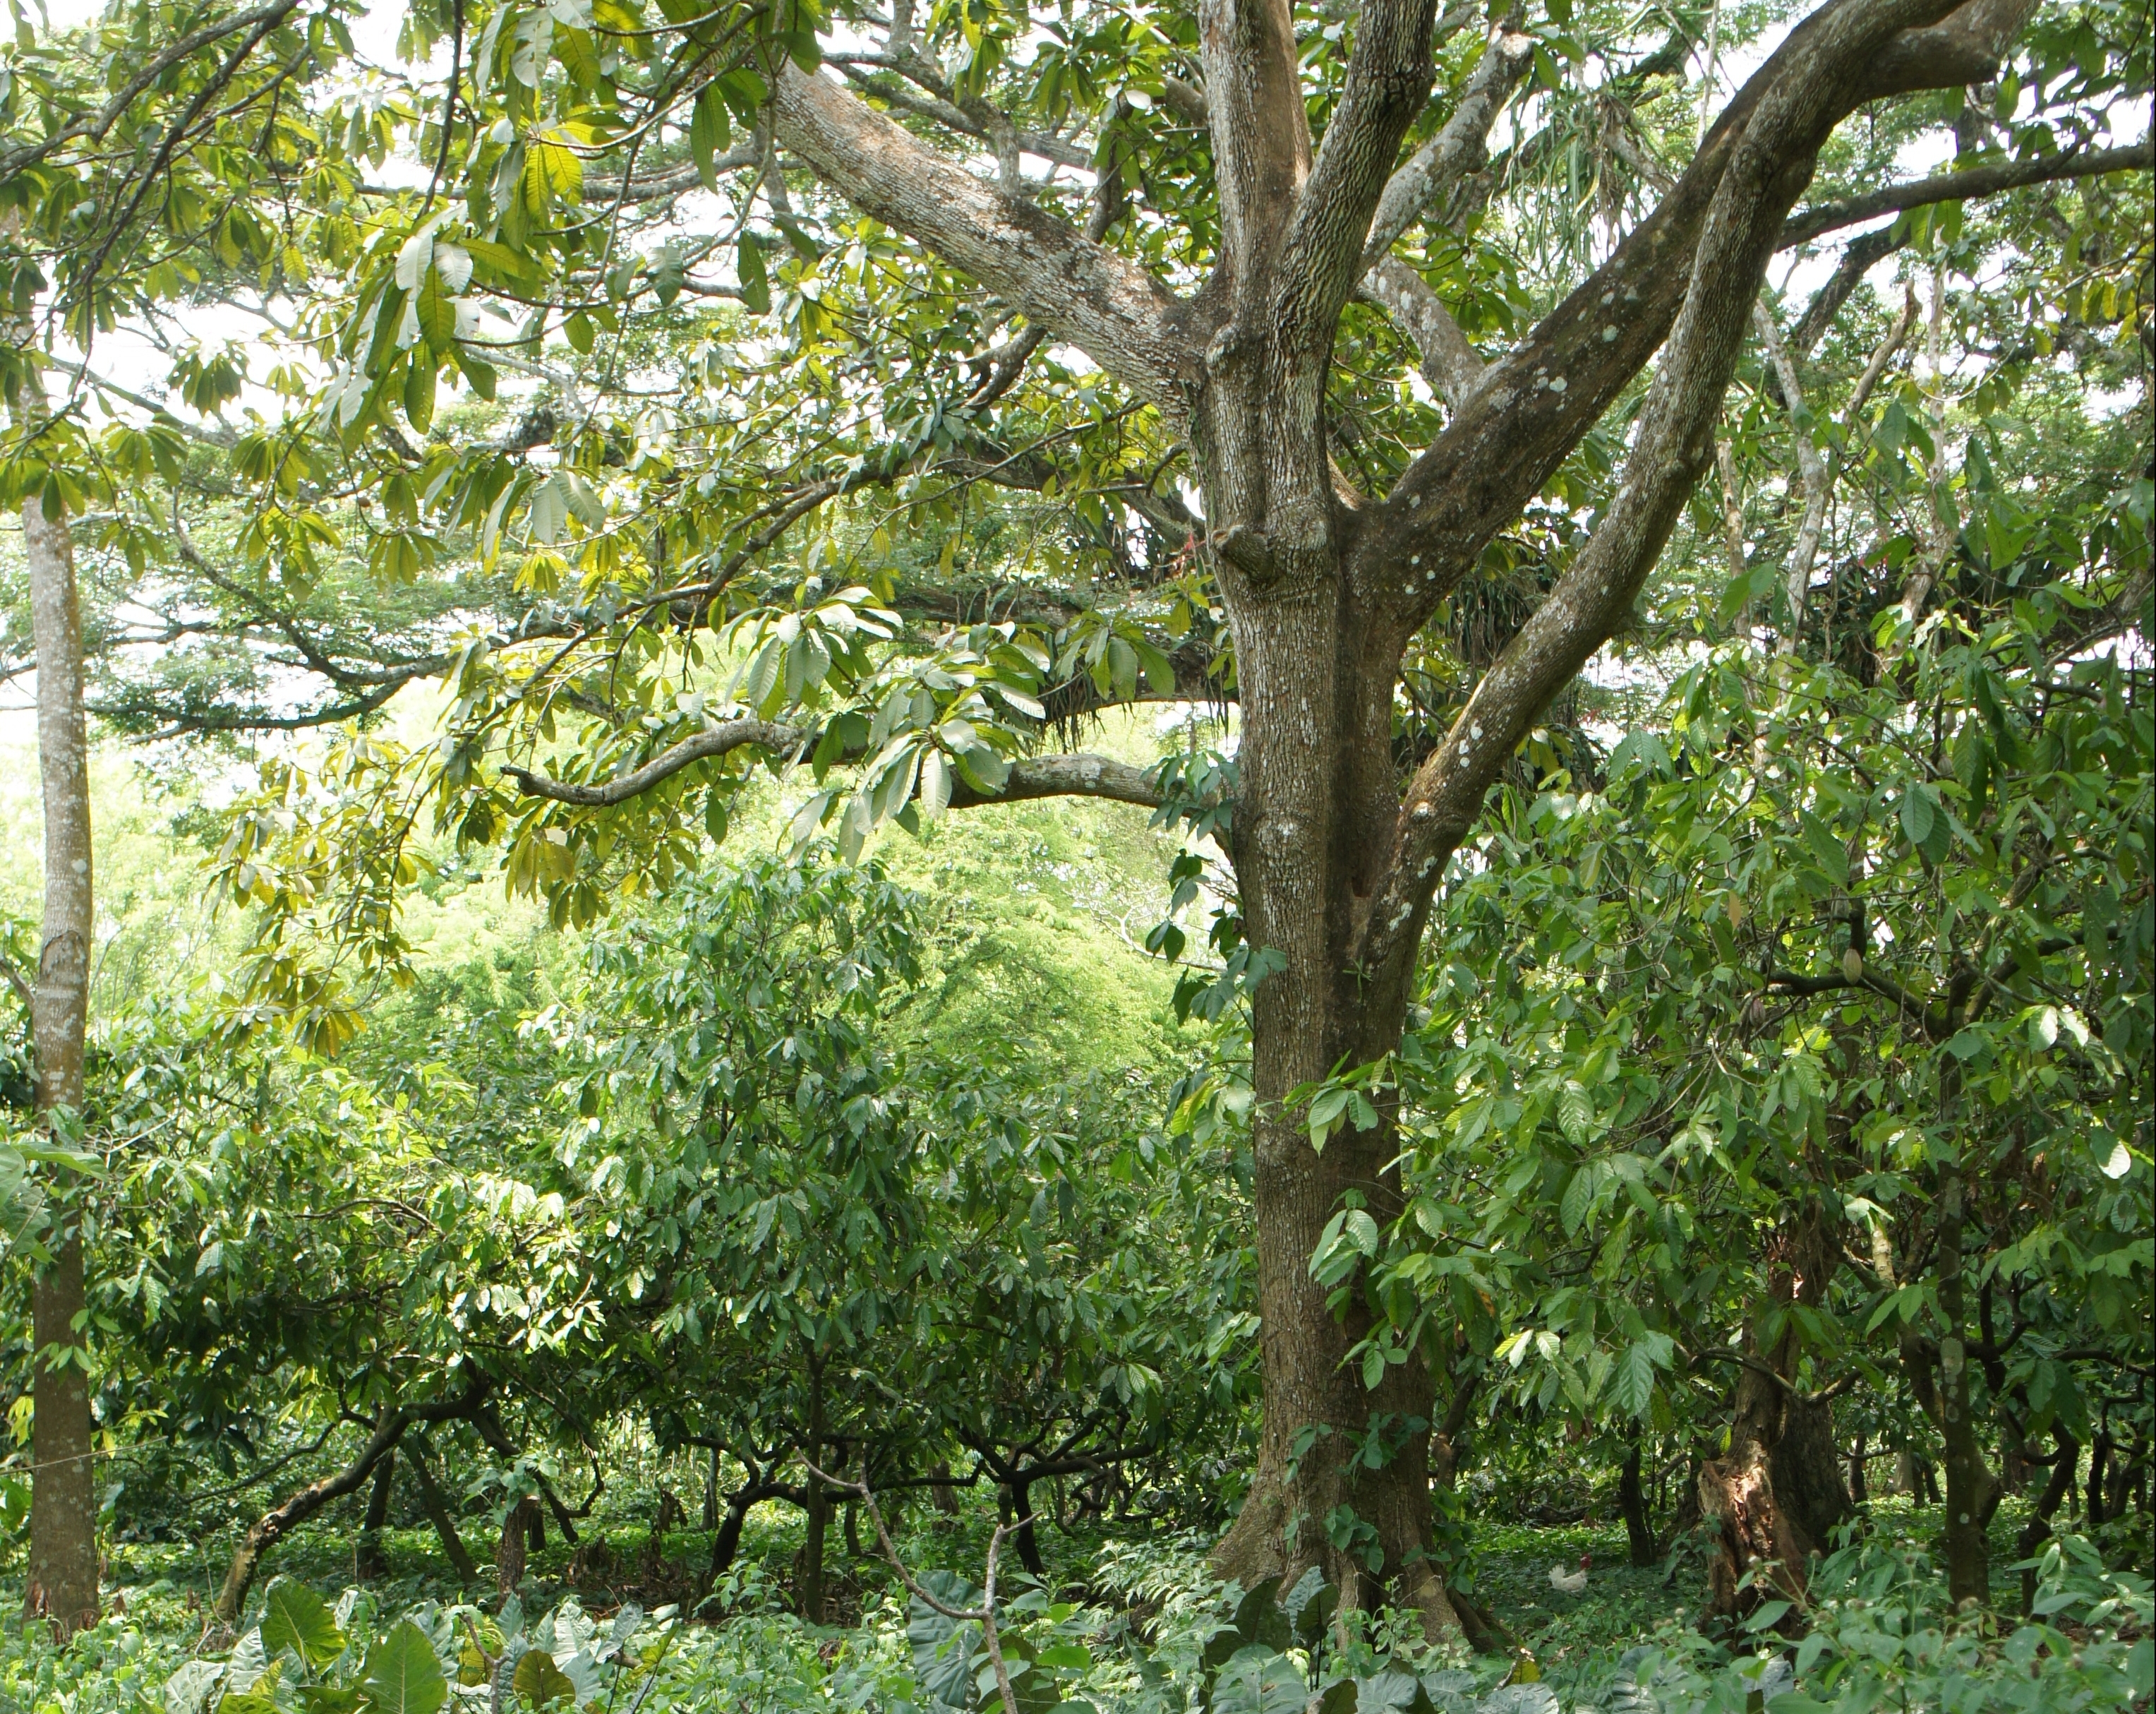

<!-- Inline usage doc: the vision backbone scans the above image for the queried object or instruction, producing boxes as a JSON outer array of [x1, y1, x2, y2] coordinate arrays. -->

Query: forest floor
[[47, 1489, 2083, 1655]]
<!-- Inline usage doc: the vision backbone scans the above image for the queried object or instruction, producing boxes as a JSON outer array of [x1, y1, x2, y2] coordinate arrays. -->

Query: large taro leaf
[[1353, 1670, 1435, 1713], [1209, 1646, 1308, 1714], [261, 1579, 348, 1671], [1284, 1569, 1339, 1655], [1202, 1579, 1291, 1682], [512, 1649, 577, 1708], [358, 1621, 448, 1714], [908, 1571, 982, 1710], [164, 1661, 226, 1714]]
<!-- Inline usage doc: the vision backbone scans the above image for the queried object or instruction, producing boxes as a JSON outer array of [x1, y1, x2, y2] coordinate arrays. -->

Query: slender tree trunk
[[2016, 1427, 2078, 1615], [798, 1483, 828, 1622], [1008, 1477, 1043, 1580], [217, 1415, 408, 1620], [929, 1462, 959, 1515], [1620, 1442, 1657, 1566], [708, 1483, 773, 1579], [2085, 1427, 2111, 1528], [1848, 1432, 1867, 1502], [20, 408, 98, 1639], [703, 1444, 719, 1533], [797, 1366, 828, 1622], [404, 1441, 479, 1585], [356, 1449, 396, 1581], [1934, 1165, 2001, 1605]]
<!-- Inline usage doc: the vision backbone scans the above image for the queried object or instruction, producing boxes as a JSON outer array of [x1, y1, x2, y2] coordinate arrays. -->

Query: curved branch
[[1778, 138, 2152, 248], [1352, 0, 1992, 1004], [769, 63, 1197, 404], [946, 753, 1163, 810], [0, 0, 303, 182], [507, 720, 1164, 813], [1356, 0, 2037, 613], [506, 719, 808, 805]]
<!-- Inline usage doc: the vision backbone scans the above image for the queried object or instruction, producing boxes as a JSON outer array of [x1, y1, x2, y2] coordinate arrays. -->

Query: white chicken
[[1548, 1552, 1591, 1596]]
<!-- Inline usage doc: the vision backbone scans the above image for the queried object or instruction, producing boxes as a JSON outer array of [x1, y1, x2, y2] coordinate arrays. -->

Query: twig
[[804, 1456, 1026, 1714], [0, 947, 31, 1014]]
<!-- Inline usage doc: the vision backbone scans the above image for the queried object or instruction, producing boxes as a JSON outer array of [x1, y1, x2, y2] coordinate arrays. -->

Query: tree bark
[[404, 1440, 480, 1585], [356, 1449, 395, 1581], [708, 1480, 781, 1579], [798, 1482, 829, 1622], [1700, 1208, 1852, 1626], [217, 1413, 409, 1621], [497, 1497, 537, 1595], [797, 1367, 829, 1622], [1620, 1442, 1657, 1566], [19, 392, 99, 1641], [929, 1462, 960, 1515], [1007, 1477, 1043, 1580], [2085, 1424, 2112, 1527], [1934, 1165, 2001, 1605]]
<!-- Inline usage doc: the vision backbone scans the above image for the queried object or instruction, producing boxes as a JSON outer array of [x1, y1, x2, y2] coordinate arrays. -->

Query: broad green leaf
[[689, 88, 728, 188], [738, 234, 770, 314], [1898, 787, 1934, 849], [260, 1578, 347, 1670], [511, 1650, 576, 1708], [1209, 1646, 1306, 1714], [1615, 1340, 1656, 1418], [359, 1622, 447, 1714]]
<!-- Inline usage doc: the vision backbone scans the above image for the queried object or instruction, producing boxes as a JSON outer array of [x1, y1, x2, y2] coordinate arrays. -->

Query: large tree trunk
[[1205, 595, 1459, 1632], [21, 436, 98, 1642], [756, 0, 2036, 1638], [1699, 1209, 1852, 1627]]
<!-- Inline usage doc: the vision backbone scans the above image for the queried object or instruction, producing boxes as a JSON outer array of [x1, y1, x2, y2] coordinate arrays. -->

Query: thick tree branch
[[1788, 227, 1905, 357], [506, 718, 1163, 813], [1359, 23, 1534, 273], [1852, 0, 2048, 100], [1351, 0, 1982, 1008], [945, 753, 1164, 810], [1201, 0, 1311, 318], [1778, 138, 2153, 248], [505, 719, 808, 805], [1359, 258, 1485, 409], [1355, 0, 2037, 617], [769, 63, 1196, 404], [1275, 0, 1440, 347]]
